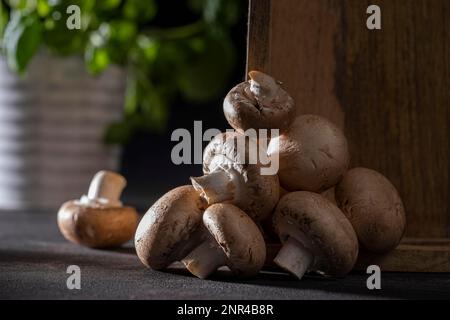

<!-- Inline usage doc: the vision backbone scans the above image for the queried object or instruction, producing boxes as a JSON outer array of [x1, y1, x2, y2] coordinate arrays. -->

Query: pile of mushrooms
[[134, 71, 296, 278], [134, 70, 406, 280], [58, 70, 406, 281]]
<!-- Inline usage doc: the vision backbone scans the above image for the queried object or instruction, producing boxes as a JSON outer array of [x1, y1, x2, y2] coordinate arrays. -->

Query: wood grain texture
[[246, 0, 271, 74], [247, 0, 450, 238], [270, 0, 345, 127], [341, 0, 449, 238], [355, 241, 450, 273], [266, 239, 450, 273]]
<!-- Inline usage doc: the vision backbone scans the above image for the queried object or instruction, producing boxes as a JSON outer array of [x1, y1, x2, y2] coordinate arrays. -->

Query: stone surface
[[0, 211, 449, 300]]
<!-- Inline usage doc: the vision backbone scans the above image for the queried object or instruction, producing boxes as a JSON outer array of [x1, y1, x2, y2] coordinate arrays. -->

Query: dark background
[[120, 2, 249, 210]]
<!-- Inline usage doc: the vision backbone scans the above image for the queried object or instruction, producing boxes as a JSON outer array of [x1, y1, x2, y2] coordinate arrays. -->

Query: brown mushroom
[[182, 203, 266, 279], [273, 191, 358, 279], [135, 185, 206, 269], [335, 167, 406, 253], [191, 131, 279, 221], [279, 185, 289, 200], [268, 114, 350, 192], [321, 187, 337, 205], [223, 70, 295, 133], [57, 171, 138, 248]]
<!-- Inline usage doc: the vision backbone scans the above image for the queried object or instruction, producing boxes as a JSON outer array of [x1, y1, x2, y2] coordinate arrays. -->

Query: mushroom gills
[[181, 240, 228, 279], [191, 168, 241, 205], [274, 237, 314, 280]]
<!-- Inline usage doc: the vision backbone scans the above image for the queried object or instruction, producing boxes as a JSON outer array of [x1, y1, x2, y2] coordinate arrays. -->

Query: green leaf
[[97, 0, 121, 11], [104, 120, 135, 145], [42, 1, 89, 55], [188, 37, 205, 53], [3, 11, 42, 73], [123, 0, 157, 22], [109, 20, 137, 44], [36, 0, 51, 17], [136, 35, 159, 62], [8, 0, 31, 10], [187, 0, 202, 12], [177, 35, 235, 103], [0, 0, 242, 145], [124, 75, 138, 116], [0, 3, 9, 41], [141, 89, 168, 132], [84, 43, 110, 74]]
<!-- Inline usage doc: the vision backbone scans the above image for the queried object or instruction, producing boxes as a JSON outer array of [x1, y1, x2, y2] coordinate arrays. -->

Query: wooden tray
[[266, 239, 450, 273], [248, 0, 450, 272]]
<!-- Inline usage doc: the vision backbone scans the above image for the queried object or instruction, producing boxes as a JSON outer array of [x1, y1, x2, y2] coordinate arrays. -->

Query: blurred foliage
[[0, 0, 244, 144]]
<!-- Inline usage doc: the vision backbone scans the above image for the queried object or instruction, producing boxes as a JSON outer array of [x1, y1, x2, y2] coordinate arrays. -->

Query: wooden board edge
[[265, 239, 450, 273], [246, 0, 272, 76]]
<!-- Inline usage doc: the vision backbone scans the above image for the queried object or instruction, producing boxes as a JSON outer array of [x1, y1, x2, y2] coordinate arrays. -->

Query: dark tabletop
[[0, 211, 449, 300]]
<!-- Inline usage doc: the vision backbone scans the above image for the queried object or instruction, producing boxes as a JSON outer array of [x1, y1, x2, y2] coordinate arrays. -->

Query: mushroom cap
[[223, 73, 295, 133], [321, 187, 337, 205], [57, 200, 138, 248], [273, 191, 358, 277], [203, 131, 279, 221], [203, 203, 266, 277], [335, 167, 406, 253], [268, 114, 350, 192], [134, 185, 206, 269]]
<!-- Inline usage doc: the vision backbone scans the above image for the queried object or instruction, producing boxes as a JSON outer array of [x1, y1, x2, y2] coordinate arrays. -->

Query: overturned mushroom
[[223, 70, 295, 132], [182, 203, 266, 279], [135, 185, 206, 269], [57, 171, 138, 248], [268, 114, 350, 192], [335, 167, 406, 253], [191, 131, 279, 221], [273, 191, 358, 279]]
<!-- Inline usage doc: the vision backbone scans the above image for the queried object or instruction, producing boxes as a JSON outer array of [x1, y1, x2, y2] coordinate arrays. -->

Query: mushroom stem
[[191, 169, 240, 205], [182, 240, 227, 279], [274, 237, 314, 280], [87, 171, 127, 201], [248, 71, 279, 103]]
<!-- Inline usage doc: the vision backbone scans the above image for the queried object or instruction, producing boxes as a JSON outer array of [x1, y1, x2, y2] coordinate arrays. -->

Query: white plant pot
[[0, 52, 125, 210]]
